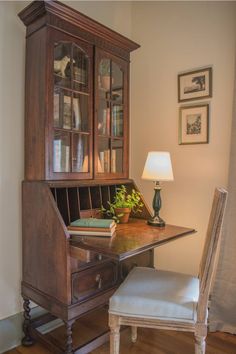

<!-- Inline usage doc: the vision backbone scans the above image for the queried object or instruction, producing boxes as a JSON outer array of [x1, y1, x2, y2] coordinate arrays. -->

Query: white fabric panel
[[209, 81, 236, 333], [109, 267, 199, 322]]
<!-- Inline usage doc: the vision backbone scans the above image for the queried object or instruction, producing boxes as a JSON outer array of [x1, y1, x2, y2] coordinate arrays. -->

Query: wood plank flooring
[[5, 329, 236, 354]]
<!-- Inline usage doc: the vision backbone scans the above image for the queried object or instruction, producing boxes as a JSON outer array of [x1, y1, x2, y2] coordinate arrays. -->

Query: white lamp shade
[[142, 151, 174, 181]]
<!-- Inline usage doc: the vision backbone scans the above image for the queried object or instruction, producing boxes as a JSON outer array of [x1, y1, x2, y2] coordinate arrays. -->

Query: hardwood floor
[[5, 329, 236, 354]]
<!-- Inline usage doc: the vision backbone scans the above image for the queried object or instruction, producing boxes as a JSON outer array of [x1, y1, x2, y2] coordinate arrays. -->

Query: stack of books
[[67, 218, 116, 237]]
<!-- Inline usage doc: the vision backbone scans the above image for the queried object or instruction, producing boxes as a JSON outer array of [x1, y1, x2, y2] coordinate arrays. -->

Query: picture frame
[[178, 67, 212, 102], [179, 104, 209, 145]]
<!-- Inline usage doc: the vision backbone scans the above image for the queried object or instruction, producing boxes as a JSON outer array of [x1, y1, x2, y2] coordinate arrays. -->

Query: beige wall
[[0, 0, 235, 321], [0, 1, 25, 320], [130, 1, 236, 275]]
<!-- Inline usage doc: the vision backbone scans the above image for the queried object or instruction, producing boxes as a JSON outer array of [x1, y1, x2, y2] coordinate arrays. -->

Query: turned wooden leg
[[194, 334, 206, 354], [109, 314, 120, 354], [64, 320, 74, 354], [22, 297, 34, 346], [131, 326, 137, 343]]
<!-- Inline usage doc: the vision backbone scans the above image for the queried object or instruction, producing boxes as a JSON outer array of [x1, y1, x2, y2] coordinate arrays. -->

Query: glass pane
[[98, 100, 110, 136], [72, 93, 89, 132], [112, 62, 123, 103], [54, 42, 71, 88], [72, 134, 89, 173], [112, 105, 123, 137], [98, 58, 111, 99], [53, 89, 72, 129], [73, 45, 89, 92], [111, 140, 123, 173], [98, 138, 110, 173], [53, 131, 70, 173]]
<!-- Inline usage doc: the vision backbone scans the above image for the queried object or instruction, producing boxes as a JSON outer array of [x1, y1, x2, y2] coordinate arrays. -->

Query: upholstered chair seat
[[109, 188, 227, 354], [110, 267, 199, 323]]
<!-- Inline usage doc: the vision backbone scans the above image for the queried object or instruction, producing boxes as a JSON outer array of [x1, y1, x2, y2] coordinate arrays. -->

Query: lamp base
[[147, 215, 165, 227]]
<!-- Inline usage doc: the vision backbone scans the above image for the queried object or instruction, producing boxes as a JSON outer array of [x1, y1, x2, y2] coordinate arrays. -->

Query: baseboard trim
[[0, 306, 45, 354]]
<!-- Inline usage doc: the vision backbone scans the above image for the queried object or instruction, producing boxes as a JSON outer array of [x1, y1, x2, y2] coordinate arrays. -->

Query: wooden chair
[[109, 188, 227, 354]]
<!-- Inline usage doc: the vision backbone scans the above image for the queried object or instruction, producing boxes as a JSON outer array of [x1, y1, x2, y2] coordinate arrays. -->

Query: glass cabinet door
[[95, 49, 128, 178], [52, 35, 92, 179]]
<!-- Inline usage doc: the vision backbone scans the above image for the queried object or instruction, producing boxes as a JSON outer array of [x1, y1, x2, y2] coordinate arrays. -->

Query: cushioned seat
[[109, 188, 228, 354], [110, 267, 199, 322]]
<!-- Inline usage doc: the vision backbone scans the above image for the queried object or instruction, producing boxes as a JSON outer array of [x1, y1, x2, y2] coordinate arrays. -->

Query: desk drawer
[[72, 261, 118, 303]]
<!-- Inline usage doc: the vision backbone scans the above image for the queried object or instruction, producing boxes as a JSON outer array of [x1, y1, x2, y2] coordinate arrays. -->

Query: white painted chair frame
[[109, 188, 227, 354]]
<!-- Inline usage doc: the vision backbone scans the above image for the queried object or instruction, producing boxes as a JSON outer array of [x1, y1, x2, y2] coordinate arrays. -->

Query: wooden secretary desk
[[19, 1, 195, 353]]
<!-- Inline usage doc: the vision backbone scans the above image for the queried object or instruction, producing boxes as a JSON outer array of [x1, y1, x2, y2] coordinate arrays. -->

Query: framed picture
[[179, 104, 209, 145], [178, 67, 212, 102]]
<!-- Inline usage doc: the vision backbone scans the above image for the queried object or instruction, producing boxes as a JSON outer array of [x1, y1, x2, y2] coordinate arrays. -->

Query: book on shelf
[[61, 144, 70, 172], [111, 149, 116, 173], [53, 139, 62, 172], [63, 95, 71, 129], [73, 96, 81, 130], [104, 150, 110, 172], [98, 151, 104, 172]]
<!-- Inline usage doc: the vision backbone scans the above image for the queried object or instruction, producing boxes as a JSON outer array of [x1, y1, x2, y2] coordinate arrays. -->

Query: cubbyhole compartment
[[79, 187, 91, 210], [68, 188, 80, 222], [90, 186, 102, 209], [109, 185, 116, 203], [101, 186, 110, 209], [55, 188, 70, 225]]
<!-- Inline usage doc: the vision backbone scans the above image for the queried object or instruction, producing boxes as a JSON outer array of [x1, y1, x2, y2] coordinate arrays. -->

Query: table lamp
[[142, 151, 174, 227]]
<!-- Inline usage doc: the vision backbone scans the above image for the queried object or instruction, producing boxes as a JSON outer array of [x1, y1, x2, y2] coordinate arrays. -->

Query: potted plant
[[99, 60, 111, 90], [101, 185, 144, 223]]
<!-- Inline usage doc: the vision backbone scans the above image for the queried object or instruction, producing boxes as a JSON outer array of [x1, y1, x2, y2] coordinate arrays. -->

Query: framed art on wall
[[179, 104, 209, 145], [178, 67, 212, 102]]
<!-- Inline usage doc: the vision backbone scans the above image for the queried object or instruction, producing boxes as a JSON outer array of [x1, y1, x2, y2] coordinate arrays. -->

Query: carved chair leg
[[109, 314, 120, 354], [131, 326, 137, 343], [64, 320, 75, 354], [194, 334, 206, 354], [22, 297, 34, 346]]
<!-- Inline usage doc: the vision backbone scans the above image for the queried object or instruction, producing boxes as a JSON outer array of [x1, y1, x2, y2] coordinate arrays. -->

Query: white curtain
[[209, 83, 236, 334]]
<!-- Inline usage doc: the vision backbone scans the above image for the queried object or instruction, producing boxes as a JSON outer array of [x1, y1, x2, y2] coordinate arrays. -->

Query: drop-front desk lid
[[70, 218, 196, 261]]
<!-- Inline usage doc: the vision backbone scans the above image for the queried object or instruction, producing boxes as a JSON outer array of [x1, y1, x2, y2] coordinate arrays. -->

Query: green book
[[70, 218, 115, 228]]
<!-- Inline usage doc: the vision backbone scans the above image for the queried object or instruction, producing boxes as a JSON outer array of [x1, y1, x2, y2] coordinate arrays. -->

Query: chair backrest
[[197, 187, 228, 323]]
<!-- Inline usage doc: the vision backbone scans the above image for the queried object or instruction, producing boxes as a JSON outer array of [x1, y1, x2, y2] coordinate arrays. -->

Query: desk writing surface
[[70, 218, 195, 260]]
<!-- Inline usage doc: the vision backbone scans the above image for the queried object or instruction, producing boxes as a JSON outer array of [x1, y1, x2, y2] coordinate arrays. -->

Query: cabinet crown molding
[[18, 0, 140, 53]]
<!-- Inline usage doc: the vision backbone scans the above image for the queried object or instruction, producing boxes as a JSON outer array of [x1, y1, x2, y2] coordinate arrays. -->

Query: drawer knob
[[95, 274, 102, 289]]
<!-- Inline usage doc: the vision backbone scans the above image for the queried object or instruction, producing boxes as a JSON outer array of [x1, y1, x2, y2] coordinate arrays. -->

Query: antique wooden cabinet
[[18, 1, 153, 353], [19, 0, 138, 181]]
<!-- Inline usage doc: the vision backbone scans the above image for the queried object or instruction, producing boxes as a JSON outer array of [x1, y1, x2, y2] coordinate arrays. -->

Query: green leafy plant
[[101, 185, 144, 222]]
